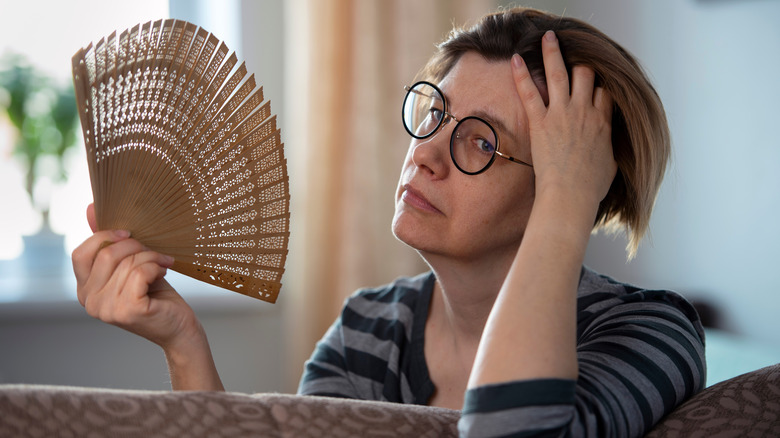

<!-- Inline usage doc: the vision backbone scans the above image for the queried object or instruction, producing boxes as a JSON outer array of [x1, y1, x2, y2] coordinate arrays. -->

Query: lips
[[401, 184, 442, 214]]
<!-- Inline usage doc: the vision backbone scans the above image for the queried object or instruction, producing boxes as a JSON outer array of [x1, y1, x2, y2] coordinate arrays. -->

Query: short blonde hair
[[419, 8, 670, 258]]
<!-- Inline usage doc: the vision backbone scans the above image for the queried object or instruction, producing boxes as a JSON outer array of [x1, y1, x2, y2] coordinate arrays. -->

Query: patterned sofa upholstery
[[1, 363, 777, 437], [0, 388, 460, 437], [645, 362, 780, 437]]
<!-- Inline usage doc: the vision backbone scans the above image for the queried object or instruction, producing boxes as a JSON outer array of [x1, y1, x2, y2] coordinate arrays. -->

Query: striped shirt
[[298, 268, 706, 437]]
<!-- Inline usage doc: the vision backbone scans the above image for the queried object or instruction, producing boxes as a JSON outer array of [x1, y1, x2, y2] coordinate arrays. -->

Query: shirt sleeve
[[458, 291, 707, 438]]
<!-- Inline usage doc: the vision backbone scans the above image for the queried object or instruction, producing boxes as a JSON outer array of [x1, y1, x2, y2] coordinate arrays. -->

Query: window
[[0, 1, 170, 302]]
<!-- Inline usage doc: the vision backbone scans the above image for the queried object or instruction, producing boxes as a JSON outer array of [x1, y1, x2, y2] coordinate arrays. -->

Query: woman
[[72, 7, 705, 437]]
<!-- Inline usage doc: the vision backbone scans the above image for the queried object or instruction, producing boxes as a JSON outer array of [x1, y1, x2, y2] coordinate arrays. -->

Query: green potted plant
[[0, 53, 80, 231], [0, 53, 80, 282]]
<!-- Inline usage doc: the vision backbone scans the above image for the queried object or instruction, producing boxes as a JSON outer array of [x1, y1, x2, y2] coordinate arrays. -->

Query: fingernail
[[114, 230, 131, 239], [545, 30, 557, 42], [162, 255, 175, 267], [512, 54, 523, 68]]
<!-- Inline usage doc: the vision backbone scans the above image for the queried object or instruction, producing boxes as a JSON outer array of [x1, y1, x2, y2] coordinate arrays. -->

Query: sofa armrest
[[645, 363, 780, 437], [0, 385, 460, 437]]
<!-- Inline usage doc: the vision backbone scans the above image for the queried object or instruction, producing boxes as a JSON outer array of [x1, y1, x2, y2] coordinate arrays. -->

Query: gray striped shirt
[[298, 267, 706, 437]]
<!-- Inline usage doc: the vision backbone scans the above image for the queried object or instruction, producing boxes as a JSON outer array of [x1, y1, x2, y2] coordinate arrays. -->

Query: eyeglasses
[[402, 81, 532, 175]]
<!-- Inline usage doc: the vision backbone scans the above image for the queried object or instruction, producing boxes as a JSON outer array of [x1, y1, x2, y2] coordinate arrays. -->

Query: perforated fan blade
[[71, 19, 290, 303]]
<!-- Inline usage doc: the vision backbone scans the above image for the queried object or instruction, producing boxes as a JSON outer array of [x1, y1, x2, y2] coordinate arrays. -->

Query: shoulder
[[572, 267, 707, 433], [577, 266, 705, 343], [298, 272, 435, 401], [340, 272, 434, 328]]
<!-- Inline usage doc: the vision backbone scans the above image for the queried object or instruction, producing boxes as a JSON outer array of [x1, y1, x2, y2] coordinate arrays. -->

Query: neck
[[421, 246, 518, 341]]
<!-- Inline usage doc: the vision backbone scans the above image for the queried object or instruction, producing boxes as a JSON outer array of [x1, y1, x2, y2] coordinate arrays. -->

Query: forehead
[[437, 52, 525, 147]]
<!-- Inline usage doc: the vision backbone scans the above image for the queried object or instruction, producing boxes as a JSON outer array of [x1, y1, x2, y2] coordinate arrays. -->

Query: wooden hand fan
[[71, 19, 290, 303]]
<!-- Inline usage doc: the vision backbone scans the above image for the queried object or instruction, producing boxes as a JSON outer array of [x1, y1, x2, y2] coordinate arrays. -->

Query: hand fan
[[71, 19, 290, 303]]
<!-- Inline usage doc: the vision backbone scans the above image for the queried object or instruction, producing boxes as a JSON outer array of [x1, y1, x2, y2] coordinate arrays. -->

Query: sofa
[[1, 363, 777, 437]]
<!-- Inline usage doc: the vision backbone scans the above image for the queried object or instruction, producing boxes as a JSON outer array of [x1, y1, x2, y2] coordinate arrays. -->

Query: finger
[[86, 203, 97, 233], [123, 261, 169, 302], [87, 243, 173, 296], [540, 30, 570, 105], [76, 236, 141, 306], [512, 54, 547, 122], [84, 252, 172, 319], [72, 229, 132, 286], [82, 288, 106, 320], [570, 65, 596, 106], [593, 86, 614, 121]]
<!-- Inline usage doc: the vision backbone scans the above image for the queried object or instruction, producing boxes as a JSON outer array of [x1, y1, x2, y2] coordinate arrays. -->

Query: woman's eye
[[428, 107, 443, 121], [475, 138, 495, 154]]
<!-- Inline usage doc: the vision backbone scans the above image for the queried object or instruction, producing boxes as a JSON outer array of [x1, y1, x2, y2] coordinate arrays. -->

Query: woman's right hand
[[72, 203, 201, 354], [72, 204, 224, 390]]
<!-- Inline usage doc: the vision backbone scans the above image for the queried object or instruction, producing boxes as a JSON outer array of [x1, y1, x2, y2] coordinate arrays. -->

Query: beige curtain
[[282, 0, 495, 391]]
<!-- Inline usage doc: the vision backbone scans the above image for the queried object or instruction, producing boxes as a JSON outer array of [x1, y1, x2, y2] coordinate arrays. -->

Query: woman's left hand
[[511, 30, 617, 210]]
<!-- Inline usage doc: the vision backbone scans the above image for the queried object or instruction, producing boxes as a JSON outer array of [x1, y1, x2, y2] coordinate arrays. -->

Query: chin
[[392, 215, 447, 260], [392, 213, 427, 251], [391, 215, 413, 247]]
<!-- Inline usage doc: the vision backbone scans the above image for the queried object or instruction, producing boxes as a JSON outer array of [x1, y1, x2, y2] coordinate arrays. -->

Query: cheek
[[484, 174, 536, 230]]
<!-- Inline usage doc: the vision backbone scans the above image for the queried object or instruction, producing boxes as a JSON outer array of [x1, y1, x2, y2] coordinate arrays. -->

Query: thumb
[[86, 203, 97, 233]]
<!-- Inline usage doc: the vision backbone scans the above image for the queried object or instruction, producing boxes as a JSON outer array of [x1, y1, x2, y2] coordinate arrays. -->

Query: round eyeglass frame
[[402, 80, 533, 175]]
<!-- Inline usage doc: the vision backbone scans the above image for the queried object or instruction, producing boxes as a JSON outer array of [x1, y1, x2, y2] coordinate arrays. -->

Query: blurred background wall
[[1, 0, 778, 394]]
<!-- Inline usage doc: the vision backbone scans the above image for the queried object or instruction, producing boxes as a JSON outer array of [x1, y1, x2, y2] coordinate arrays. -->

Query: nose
[[410, 117, 454, 178]]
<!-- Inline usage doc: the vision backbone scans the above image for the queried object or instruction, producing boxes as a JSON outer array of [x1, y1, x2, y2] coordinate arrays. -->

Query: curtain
[[281, 0, 495, 392]]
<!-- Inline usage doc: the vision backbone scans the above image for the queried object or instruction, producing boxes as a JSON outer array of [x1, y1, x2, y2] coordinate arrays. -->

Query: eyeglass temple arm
[[495, 150, 533, 167]]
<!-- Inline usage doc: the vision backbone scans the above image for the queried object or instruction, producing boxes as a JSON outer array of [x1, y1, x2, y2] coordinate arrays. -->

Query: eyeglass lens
[[403, 82, 444, 138], [450, 117, 497, 174], [403, 82, 498, 174]]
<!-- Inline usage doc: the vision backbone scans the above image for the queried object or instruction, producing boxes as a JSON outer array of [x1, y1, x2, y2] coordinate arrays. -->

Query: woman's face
[[392, 52, 536, 263]]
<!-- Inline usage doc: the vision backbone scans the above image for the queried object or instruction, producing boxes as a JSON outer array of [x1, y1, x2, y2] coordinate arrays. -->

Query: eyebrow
[[471, 109, 523, 153]]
